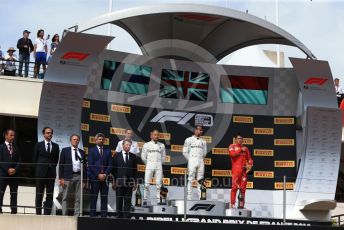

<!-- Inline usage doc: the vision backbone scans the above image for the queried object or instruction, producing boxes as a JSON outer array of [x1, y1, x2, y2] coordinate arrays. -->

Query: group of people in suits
[[0, 126, 214, 218]]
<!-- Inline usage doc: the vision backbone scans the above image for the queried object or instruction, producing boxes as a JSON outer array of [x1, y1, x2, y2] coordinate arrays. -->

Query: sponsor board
[[253, 128, 274, 135], [212, 169, 232, 177], [212, 148, 228, 155], [149, 178, 171, 186], [274, 117, 294, 125], [274, 161, 295, 168], [204, 158, 212, 165], [82, 100, 90, 108], [90, 113, 110, 122], [254, 171, 274, 178], [232, 138, 253, 145], [274, 182, 295, 190], [137, 164, 145, 172], [110, 127, 126, 135], [81, 123, 89, 131], [233, 116, 253, 123], [83, 147, 88, 155], [159, 133, 171, 140], [171, 145, 183, 153], [89, 136, 109, 145], [201, 136, 212, 143], [254, 149, 274, 157], [274, 139, 295, 146], [246, 181, 253, 189], [164, 155, 171, 163], [171, 167, 187, 175], [111, 104, 131, 113]]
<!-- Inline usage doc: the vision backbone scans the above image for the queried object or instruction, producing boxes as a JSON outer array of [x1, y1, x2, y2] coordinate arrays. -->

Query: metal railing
[[0, 58, 48, 79]]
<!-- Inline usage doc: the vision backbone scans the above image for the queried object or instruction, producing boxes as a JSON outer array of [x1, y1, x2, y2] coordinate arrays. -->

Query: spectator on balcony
[[48, 34, 60, 63], [17, 30, 34, 77], [4, 47, 17, 76], [33, 29, 49, 78]]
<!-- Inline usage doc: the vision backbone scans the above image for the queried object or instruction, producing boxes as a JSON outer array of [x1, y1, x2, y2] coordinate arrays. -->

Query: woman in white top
[[33, 29, 49, 78], [4, 47, 17, 76]]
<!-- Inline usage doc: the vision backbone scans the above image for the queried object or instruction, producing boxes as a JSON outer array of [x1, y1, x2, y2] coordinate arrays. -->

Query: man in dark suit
[[33, 127, 60, 215], [87, 133, 112, 217], [0, 129, 21, 214], [58, 134, 86, 216], [112, 139, 137, 219]]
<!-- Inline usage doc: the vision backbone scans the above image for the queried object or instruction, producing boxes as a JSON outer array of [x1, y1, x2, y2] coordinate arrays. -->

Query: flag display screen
[[100, 60, 152, 95], [220, 75, 269, 105], [160, 69, 210, 101]]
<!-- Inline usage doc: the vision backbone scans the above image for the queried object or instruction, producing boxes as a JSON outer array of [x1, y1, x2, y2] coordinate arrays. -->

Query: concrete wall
[[0, 215, 76, 230], [0, 76, 42, 117]]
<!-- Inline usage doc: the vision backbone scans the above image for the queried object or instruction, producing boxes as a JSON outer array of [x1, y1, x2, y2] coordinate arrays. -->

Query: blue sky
[[1, 0, 343, 79]]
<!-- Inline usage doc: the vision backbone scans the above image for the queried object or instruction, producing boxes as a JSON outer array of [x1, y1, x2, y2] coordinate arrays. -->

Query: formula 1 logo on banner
[[60, 51, 90, 65], [150, 111, 213, 127], [303, 77, 328, 90]]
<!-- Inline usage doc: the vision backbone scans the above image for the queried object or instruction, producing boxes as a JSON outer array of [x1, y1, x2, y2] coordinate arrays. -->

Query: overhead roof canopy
[[76, 3, 315, 63]]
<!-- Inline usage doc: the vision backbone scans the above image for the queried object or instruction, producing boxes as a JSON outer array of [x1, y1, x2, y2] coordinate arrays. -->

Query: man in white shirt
[[334, 78, 344, 95], [141, 130, 166, 202], [33, 29, 48, 78], [115, 129, 139, 155], [58, 134, 86, 216]]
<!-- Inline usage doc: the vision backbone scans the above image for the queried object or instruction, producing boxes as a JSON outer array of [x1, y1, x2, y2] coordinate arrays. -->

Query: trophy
[[135, 184, 142, 207], [159, 186, 168, 205], [237, 189, 244, 209], [198, 179, 207, 200]]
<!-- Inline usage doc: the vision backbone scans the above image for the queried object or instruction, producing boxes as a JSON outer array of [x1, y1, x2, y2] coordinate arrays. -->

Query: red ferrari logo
[[61, 52, 89, 61], [304, 77, 328, 85]]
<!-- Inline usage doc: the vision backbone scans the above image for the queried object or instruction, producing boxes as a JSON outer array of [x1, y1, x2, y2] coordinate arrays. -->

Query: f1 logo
[[304, 77, 328, 85], [189, 204, 215, 211], [150, 111, 195, 125], [61, 52, 89, 61]]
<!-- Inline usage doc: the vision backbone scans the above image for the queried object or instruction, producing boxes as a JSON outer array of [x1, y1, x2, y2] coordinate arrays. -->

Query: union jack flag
[[160, 69, 209, 101]]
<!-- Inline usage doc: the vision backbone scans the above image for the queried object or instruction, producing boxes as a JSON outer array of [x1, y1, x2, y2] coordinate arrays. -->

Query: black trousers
[[0, 176, 18, 214], [116, 186, 133, 218], [35, 170, 55, 215]]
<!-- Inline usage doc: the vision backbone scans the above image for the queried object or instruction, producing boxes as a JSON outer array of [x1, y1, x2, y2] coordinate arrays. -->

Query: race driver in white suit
[[141, 130, 166, 202], [183, 126, 207, 200]]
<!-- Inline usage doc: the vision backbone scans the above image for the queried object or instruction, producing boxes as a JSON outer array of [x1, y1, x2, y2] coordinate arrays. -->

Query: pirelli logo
[[232, 138, 253, 145], [274, 139, 295, 146], [274, 117, 294, 125], [204, 158, 212, 165], [274, 182, 295, 190], [82, 100, 90, 108], [254, 149, 274, 157], [89, 136, 109, 145], [159, 133, 171, 140], [111, 104, 131, 113], [246, 181, 253, 189], [201, 136, 212, 143], [171, 167, 187, 175], [83, 147, 88, 155], [90, 113, 110, 122], [254, 171, 274, 178], [137, 164, 145, 172], [149, 178, 170, 186], [192, 180, 212, 188], [110, 127, 126, 136], [171, 145, 183, 153], [233, 116, 253, 123], [212, 148, 228, 155], [212, 169, 231, 177], [274, 161, 295, 168], [137, 142, 144, 149], [254, 128, 274, 135], [81, 123, 89, 131], [164, 155, 171, 163]]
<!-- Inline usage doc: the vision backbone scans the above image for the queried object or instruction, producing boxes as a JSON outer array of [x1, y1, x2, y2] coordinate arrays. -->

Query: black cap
[[23, 30, 31, 34]]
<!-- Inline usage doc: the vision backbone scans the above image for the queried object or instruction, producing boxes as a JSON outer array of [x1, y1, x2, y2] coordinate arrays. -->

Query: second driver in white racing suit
[[183, 126, 207, 200], [141, 130, 166, 201]]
